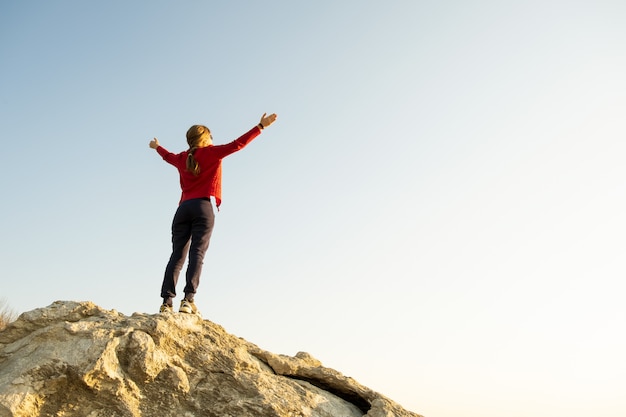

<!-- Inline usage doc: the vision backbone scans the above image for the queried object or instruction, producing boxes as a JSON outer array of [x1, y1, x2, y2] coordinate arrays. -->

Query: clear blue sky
[[2, 1, 625, 416]]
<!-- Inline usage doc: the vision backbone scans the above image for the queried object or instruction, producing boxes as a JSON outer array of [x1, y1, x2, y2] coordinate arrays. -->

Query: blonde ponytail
[[186, 147, 200, 176], [185, 125, 211, 176]]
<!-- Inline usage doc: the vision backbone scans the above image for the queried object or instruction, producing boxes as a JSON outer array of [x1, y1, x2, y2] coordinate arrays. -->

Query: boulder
[[0, 301, 422, 417]]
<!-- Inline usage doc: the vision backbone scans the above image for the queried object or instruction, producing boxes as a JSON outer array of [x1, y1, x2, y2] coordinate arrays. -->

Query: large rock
[[0, 301, 422, 417]]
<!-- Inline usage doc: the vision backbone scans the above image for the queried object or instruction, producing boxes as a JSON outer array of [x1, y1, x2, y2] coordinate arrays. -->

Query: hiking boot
[[159, 304, 173, 314], [179, 299, 199, 315]]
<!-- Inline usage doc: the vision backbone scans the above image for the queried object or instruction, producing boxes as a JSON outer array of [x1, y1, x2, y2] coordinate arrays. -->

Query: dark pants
[[161, 198, 215, 304]]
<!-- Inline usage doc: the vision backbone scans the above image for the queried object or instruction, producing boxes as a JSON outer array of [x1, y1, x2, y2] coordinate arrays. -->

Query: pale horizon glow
[[1, 2, 625, 416]]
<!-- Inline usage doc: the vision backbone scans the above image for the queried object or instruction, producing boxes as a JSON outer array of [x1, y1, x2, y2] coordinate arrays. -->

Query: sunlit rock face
[[0, 301, 422, 417]]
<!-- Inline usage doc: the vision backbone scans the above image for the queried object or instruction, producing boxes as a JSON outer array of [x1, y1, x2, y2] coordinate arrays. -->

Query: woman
[[149, 113, 278, 314]]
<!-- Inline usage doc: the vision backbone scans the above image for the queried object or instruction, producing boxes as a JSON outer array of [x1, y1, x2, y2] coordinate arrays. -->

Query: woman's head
[[186, 125, 212, 175], [186, 125, 212, 148]]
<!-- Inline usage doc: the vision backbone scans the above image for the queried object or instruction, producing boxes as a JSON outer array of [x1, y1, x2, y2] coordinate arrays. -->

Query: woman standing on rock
[[149, 113, 278, 314]]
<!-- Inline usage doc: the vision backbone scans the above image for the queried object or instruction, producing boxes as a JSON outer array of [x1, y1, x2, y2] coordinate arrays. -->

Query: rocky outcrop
[[0, 301, 421, 417]]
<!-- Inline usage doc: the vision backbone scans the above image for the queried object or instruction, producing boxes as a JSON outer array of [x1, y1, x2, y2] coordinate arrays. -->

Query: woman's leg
[[183, 199, 215, 301], [161, 204, 193, 304]]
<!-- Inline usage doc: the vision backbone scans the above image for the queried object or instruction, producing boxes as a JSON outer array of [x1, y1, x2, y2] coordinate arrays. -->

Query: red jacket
[[157, 126, 262, 208]]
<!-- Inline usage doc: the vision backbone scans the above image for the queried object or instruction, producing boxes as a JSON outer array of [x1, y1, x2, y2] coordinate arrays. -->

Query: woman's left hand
[[149, 138, 160, 149]]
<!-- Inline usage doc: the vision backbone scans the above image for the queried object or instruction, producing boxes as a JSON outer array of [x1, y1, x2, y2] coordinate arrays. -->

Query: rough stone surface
[[0, 301, 422, 417]]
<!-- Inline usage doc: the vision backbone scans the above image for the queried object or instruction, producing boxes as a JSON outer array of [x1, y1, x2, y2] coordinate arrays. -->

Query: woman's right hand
[[259, 113, 278, 129]]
